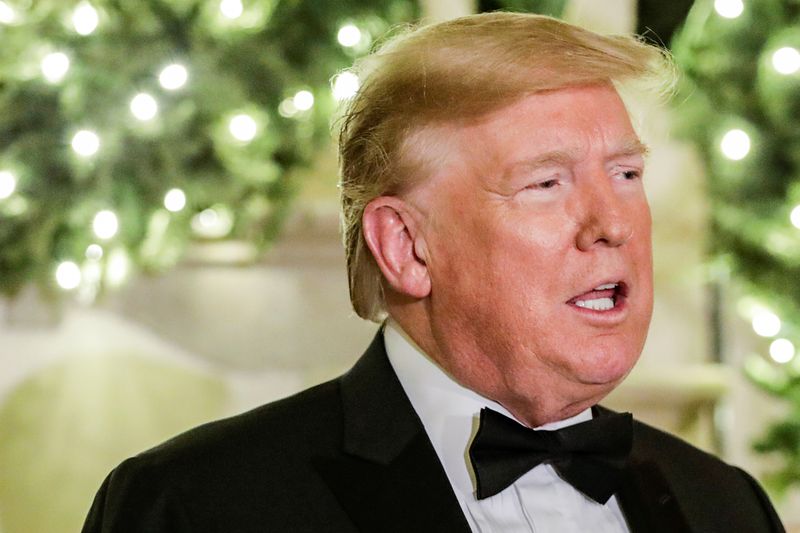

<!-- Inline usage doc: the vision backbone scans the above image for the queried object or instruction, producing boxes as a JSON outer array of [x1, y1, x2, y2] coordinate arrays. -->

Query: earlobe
[[362, 197, 431, 299]]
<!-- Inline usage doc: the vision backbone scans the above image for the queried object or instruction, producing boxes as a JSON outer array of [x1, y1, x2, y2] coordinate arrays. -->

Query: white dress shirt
[[384, 320, 631, 533]]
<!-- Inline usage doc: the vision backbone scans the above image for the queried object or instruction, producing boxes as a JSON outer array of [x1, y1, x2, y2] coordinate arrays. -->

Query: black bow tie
[[468, 407, 633, 504]]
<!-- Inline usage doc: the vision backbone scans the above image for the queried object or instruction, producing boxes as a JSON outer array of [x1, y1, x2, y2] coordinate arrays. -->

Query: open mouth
[[567, 282, 627, 312]]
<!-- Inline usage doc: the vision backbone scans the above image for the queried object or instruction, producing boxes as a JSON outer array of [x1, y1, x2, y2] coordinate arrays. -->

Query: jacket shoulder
[[82, 378, 354, 533], [629, 417, 785, 532]]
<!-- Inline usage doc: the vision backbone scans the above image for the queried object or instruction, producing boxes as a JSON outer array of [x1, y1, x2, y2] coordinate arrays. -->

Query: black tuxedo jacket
[[83, 332, 785, 532]]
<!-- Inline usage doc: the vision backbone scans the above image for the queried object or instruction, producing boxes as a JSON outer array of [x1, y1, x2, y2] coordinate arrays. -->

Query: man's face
[[410, 84, 653, 423]]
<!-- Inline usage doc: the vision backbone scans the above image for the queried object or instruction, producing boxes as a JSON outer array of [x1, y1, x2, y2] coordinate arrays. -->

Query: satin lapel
[[314, 332, 472, 533], [593, 406, 695, 533]]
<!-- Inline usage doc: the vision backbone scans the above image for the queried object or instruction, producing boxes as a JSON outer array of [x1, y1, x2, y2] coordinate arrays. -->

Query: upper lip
[[566, 279, 628, 303]]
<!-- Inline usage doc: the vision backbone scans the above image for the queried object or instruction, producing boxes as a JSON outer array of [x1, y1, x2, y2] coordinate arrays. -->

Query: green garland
[[0, 0, 564, 302], [672, 0, 800, 494], [0, 0, 418, 300]]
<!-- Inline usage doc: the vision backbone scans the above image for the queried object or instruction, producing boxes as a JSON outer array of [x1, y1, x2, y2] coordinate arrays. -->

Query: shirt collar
[[383, 318, 591, 495]]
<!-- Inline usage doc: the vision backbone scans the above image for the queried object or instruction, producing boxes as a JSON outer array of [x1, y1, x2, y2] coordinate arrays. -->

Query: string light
[[72, 2, 99, 35], [159, 63, 188, 91], [191, 206, 234, 238], [219, 0, 243, 19], [85, 244, 103, 260], [333, 72, 359, 100], [71, 130, 100, 157], [720, 128, 750, 160], [229, 113, 257, 142], [293, 90, 314, 111], [278, 98, 297, 118], [772, 47, 800, 75], [752, 309, 781, 337], [56, 261, 81, 290], [92, 210, 118, 240], [337, 24, 361, 47], [130, 92, 158, 121], [769, 338, 796, 364], [164, 188, 186, 212], [714, 0, 744, 19], [0, 1, 15, 24], [41, 52, 70, 83], [0, 170, 16, 199], [791, 205, 800, 229], [105, 248, 130, 287]]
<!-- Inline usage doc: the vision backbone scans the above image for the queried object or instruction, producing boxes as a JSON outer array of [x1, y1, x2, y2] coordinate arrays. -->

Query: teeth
[[574, 297, 615, 311], [593, 283, 618, 290]]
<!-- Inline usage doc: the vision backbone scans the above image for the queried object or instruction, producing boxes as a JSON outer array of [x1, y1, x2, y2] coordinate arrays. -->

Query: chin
[[575, 346, 640, 387]]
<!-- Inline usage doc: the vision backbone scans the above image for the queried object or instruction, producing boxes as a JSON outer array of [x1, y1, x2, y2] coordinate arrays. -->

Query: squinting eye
[[536, 179, 559, 189]]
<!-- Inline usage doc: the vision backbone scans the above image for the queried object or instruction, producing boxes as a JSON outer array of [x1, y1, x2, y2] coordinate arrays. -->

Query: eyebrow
[[502, 137, 650, 181], [609, 138, 650, 160]]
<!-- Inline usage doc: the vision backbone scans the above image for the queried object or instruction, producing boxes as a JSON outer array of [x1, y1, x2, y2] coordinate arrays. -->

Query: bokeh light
[[159, 63, 188, 91], [333, 72, 359, 101], [337, 24, 361, 47], [164, 188, 186, 212], [714, 0, 744, 19], [769, 338, 795, 364], [92, 210, 118, 240], [720, 128, 750, 160], [0, 171, 16, 199], [41, 52, 70, 83], [71, 130, 100, 157], [55, 261, 81, 289]]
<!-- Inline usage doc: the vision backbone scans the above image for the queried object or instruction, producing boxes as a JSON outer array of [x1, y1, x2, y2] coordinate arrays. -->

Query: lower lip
[[567, 295, 628, 323]]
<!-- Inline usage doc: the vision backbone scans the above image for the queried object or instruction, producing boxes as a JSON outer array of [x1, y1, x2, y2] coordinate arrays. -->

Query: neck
[[386, 308, 612, 428]]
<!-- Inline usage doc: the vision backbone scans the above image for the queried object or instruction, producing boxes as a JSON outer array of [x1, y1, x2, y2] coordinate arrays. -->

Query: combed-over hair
[[338, 11, 674, 322]]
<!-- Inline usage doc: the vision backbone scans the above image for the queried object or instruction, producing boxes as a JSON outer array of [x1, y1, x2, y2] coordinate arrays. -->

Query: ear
[[362, 196, 431, 299]]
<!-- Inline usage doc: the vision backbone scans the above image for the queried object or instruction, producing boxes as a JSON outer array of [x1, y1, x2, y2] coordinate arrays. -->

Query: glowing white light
[[752, 309, 781, 337], [56, 261, 81, 289], [0, 171, 16, 199], [105, 248, 130, 287], [191, 206, 234, 238], [164, 188, 186, 212], [229, 114, 257, 142], [278, 98, 297, 118], [772, 47, 800, 75], [791, 205, 800, 229], [720, 129, 750, 161], [85, 243, 103, 260], [219, 0, 243, 19], [0, 1, 16, 24], [41, 52, 70, 83], [130, 92, 158, 121], [293, 90, 314, 111], [769, 338, 795, 364], [337, 24, 361, 47], [714, 0, 744, 18], [333, 72, 359, 100], [71, 130, 100, 157], [93, 210, 118, 240], [159, 63, 188, 91], [72, 2, 99, 35]]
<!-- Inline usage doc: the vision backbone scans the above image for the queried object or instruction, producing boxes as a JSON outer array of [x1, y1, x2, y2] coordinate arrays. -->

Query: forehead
[[402, 84, 642, 203], [451, 84, 641, 171]]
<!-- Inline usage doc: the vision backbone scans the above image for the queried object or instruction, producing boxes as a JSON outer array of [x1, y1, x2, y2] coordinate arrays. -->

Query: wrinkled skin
[[367, 84, 654, 427]]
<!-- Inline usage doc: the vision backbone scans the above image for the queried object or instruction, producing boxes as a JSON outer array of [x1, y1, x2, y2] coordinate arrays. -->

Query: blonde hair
[[338, 12, 674, 322]]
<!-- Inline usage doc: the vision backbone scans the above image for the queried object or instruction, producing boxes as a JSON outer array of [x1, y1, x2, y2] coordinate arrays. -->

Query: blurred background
[[0, 0, 799, 531]]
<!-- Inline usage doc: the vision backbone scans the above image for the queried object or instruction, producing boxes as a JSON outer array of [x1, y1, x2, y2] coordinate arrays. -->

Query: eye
[[615, 169, 642, 181], [528, 178, 560, 190]]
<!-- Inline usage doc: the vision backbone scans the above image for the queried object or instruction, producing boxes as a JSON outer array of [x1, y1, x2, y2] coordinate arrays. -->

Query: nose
[[574, 180, 634, 251]]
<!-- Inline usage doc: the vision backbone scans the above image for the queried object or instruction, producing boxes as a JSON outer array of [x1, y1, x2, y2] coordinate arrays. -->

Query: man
[[83, 12, 785, 532]]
